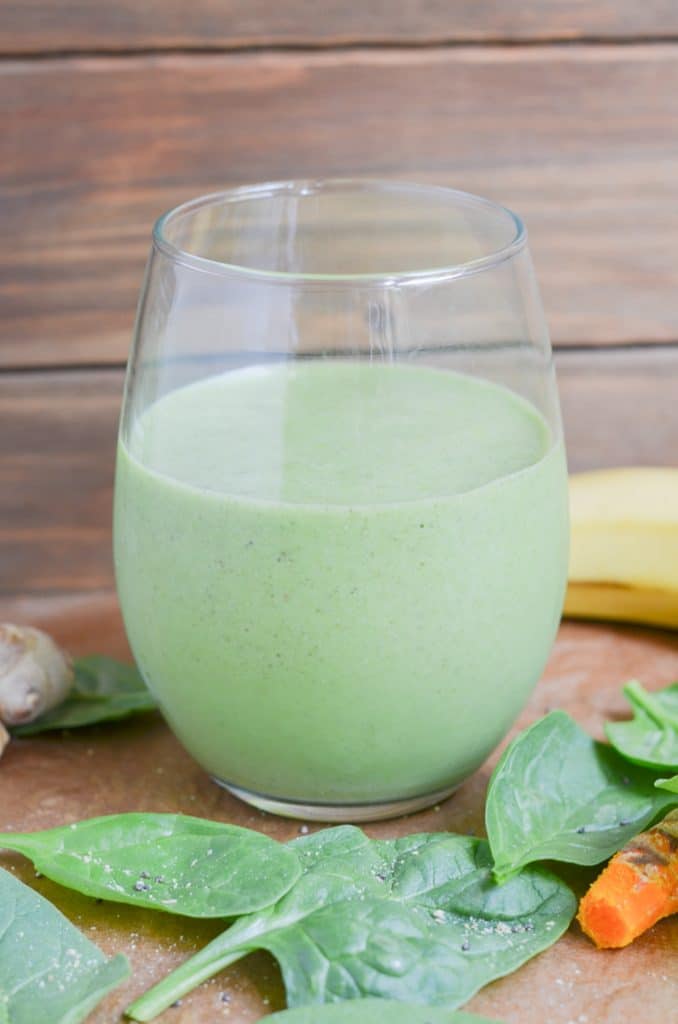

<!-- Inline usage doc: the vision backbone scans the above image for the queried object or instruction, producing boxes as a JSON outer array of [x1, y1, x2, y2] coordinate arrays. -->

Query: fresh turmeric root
[[578, 809, 678, 948]]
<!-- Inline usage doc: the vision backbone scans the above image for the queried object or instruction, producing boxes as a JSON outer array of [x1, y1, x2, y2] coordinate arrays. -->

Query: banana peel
[[565, 468, 678, 631], [564, 582, 678, 630]]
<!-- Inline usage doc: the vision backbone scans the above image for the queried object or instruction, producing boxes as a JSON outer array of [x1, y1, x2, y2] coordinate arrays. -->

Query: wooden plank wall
[[1, 3, 677, 596]]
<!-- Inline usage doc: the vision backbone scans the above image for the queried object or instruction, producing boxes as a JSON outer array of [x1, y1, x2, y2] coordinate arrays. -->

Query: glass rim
[[152, 178, 527, 286]]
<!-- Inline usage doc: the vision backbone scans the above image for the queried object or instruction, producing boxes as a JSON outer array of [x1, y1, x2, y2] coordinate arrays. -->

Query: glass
[[114, 179, 569, 822]]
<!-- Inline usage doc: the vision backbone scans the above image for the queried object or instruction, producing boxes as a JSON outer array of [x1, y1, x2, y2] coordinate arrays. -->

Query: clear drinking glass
[[114, 180, 569, 822]]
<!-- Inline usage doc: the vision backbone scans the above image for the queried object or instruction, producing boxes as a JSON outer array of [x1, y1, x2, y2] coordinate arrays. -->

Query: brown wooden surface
[[2, 347, 677, 597], [0, 370, 121, 595], [0, 593, 675, 1023], [3, 1, 678, 53], [3, 45, 678, 367], [557, 347, 678, 472]]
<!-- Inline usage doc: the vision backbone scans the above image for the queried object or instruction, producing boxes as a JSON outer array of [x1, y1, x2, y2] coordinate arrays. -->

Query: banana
[[565, 582, 678, 630], [565, 467, 678, 630]]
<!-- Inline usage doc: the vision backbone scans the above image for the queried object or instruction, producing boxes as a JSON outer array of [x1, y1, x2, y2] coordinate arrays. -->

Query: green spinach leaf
[[606, 680, 678, 771], [0, 866, 129, 1024], [12, 656, 157, 734], [486, 710, 678, 883], [267, 999, 502, 1023], [656, 774, 678, 793], [126, 826, 575, 1022], [0, 813, 300, 918]]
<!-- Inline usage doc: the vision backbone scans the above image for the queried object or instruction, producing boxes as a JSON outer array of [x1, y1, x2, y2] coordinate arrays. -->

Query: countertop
[[0, 593, 676, 1023]]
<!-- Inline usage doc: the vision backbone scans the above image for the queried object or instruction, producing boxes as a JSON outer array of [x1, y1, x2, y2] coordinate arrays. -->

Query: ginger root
[[0, 624, 74, 727]]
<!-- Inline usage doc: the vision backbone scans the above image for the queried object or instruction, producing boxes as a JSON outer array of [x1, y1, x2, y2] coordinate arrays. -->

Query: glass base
[[212, 778, 460, 823]]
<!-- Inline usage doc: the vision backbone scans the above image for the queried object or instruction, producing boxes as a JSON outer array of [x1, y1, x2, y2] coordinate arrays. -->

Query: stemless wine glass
[[114, 180, 569, 822]]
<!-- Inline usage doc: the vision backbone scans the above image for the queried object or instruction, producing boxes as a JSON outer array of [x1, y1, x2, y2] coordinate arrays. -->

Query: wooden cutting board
[[0, 593, 676, 1023]]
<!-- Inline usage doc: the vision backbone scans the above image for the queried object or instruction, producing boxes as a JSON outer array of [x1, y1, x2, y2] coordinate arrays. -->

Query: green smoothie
[[114, 362, 568, 808]]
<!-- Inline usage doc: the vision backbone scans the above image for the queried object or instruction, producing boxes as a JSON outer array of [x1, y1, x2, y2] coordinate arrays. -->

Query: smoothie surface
[[128, 362, 552, 505]]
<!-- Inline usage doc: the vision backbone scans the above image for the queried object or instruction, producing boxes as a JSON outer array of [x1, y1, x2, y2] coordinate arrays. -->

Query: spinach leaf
[[267, 1000, 502, 1023], [12, 655, 157, 734], [486, 710, 678, 883], [126, 826, 575, 1022], [656, 774, 678, 793], [0, 866, 129, 1024], [0, 813, 300, 918], [606, 680, 678, 771]]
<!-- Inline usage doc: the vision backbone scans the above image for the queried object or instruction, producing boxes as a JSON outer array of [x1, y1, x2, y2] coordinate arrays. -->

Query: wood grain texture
[[1, 346, 676, 596], [2, 46, 678, 367], [2, 0, 678, 53], [0, 593, 676, 1022], [558, 347, 678, 471], [0, 370, 121, 594]]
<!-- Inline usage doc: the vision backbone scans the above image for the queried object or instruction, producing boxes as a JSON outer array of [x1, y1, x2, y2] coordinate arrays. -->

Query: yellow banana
[[565, 467, 678, 630], [565, 582, 678, 630]]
